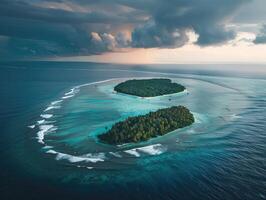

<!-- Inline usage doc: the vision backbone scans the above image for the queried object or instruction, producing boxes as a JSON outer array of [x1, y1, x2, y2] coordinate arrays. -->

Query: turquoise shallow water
[[35, 77, 245, 171], [1, 62, 266, 200]]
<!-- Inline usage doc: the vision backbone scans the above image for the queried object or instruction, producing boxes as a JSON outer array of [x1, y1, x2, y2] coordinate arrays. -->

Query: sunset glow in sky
[[1, 0, 266, 64]]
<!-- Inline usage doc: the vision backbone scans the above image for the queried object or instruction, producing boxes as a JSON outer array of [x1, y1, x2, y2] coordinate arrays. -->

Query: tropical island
[[114, 78, 185, 97], [98, 106, 194, 145]]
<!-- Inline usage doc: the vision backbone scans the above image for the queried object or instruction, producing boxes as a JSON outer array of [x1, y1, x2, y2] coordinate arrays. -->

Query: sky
[[1, 0, 266, 64]]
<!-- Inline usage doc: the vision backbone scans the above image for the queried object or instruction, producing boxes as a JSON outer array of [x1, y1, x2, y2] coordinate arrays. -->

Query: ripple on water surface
[[29, 77, 249, 173]]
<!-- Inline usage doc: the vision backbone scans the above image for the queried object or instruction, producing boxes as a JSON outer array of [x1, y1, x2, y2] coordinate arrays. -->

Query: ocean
[[0, 61, 266, 200]]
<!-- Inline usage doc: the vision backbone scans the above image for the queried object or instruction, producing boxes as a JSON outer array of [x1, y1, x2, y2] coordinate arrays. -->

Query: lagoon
[[1, 62, 266, 200]]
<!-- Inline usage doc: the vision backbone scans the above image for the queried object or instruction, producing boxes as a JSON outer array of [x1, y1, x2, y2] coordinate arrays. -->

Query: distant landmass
[[99, 106, 194, 145], [114, 78, 185, 97]]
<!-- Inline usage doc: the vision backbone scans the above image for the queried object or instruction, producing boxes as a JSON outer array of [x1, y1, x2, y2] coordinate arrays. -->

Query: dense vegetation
[[114, 78, 185, 97], [99, 106, 194, 145]]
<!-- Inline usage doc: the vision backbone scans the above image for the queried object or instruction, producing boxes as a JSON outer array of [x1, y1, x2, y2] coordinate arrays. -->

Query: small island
[[98, 106, 194, 145], [114, 78, 185, 97]]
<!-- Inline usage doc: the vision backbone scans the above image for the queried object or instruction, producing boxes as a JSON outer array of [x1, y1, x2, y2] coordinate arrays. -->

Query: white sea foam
[[75, 79, 115, 89], [124, 144, 166, 157], [193, 112, 207, 124], [42, 145, 53, 149], [77, 165, 93, 170], [124, 149, 140, 157], [29, 79, 114, 153], [44, 106, 60, 112], [34, 79, 116, 147], [46, 150, 105, 163], [109, 152, 122, 158], [28, 125, 35, 129], [39, 124, 55, 132], [55, 153, 87, 163], [37, 119, 45, 124], [116, 143, 129, 147], [137, 144, 165, 155], [33, 78, 185, 168], [40, 114, 53, 119], [37, 125, 56, 144], [44, 106, 53, 112], [62, 94, 74, 99], [64, 88, 75, 96], [46, 149, 57, 154], [51, 100, 63, 105], [57, 153, 104, 163]]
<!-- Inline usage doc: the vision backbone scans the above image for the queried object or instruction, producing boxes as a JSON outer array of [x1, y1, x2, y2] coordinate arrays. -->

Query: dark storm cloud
[[0, 0, 251, 59], [253, 24, 266, 44], [131, 22, 189, 48], [0, 0, 138, 24], [130, 0, 249, 47], [0, 0, 136, 58]]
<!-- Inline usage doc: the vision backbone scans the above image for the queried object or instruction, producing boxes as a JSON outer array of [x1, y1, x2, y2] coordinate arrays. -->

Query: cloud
[[0, 0, 138, 59], [253, 24, 266, 44], [232, 0, 266, 23], [130, 0, 249, 48], [0, 0, 137, 24], [132, 21, 189, 48], [90, 32, 128, 52], [0, 0, 252, 59]]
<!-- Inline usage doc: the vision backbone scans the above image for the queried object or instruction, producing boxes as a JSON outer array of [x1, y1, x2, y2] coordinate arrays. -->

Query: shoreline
[[113, 78, 187, 98], [112, 88, 189, 99], [30, 76, 196, 166]]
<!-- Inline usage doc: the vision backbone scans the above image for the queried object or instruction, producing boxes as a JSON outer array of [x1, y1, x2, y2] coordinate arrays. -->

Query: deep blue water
[[0, 61, 266, 200]]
